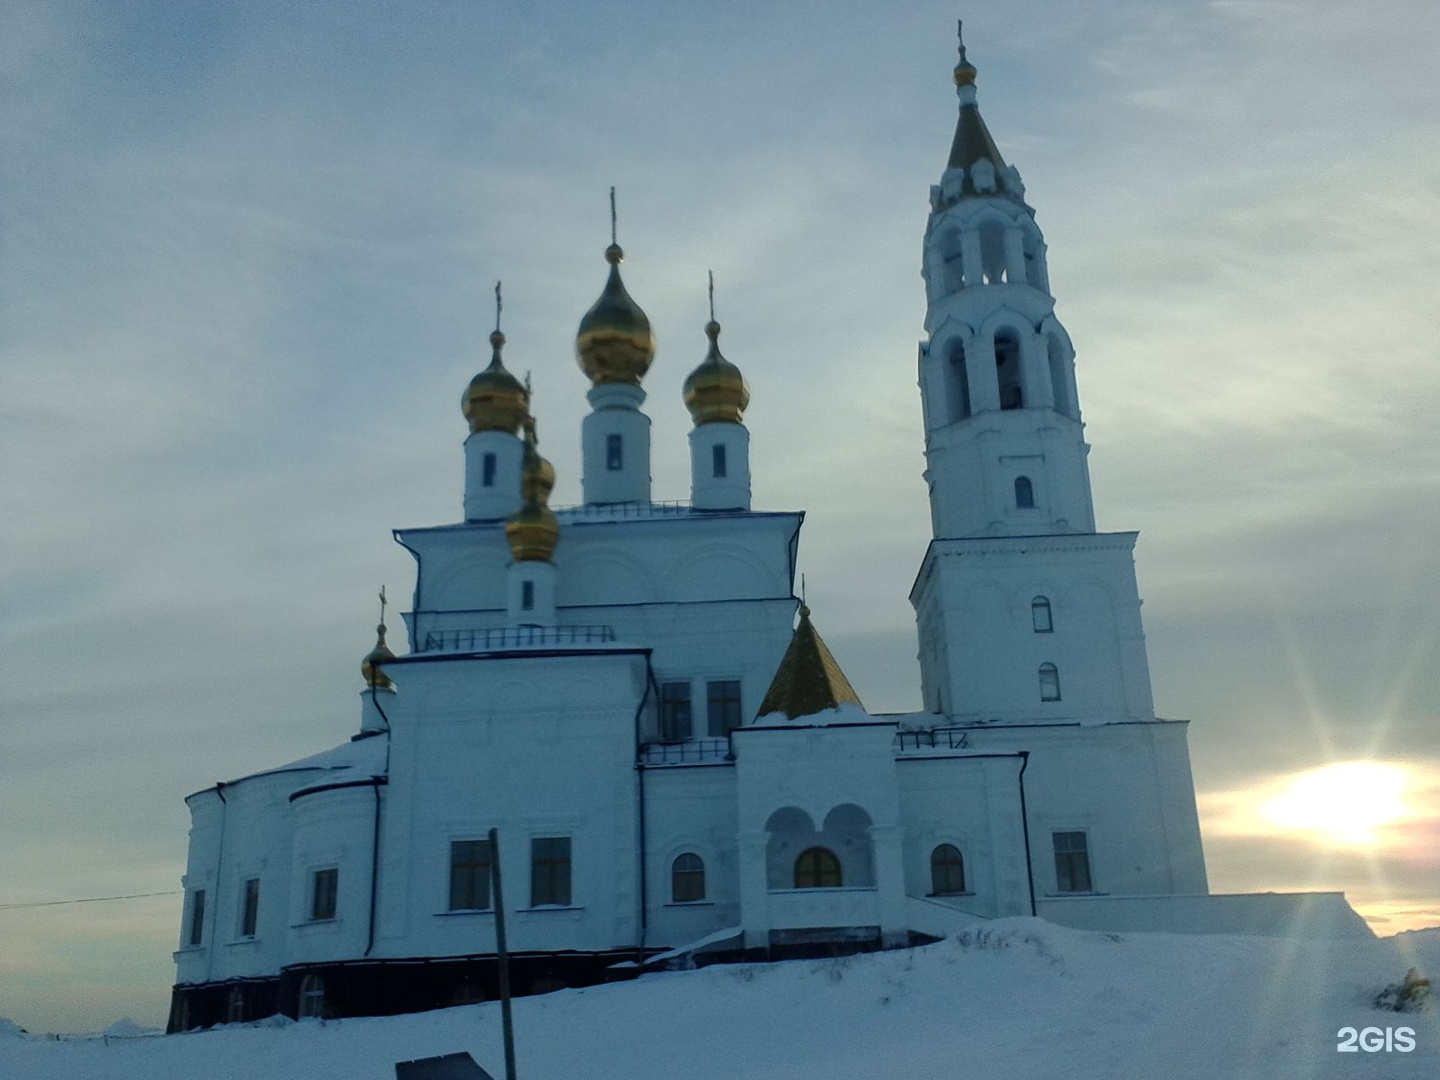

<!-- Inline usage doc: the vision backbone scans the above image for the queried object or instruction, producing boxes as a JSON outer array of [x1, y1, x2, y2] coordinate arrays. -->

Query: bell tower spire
[[917, 25, 1091, 539]]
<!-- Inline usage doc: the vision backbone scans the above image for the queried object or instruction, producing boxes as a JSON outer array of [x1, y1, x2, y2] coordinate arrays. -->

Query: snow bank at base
[[2, 921, 1436, 1080]]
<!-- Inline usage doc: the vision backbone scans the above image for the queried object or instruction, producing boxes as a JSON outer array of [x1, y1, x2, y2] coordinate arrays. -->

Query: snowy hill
[[4, 920, 1437, 1080]]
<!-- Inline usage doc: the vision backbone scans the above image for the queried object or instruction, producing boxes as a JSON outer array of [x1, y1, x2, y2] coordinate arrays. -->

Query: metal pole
[[489, 827, 518, 1080]]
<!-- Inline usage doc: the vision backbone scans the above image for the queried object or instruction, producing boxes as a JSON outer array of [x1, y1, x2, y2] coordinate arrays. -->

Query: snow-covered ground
[[3, 920, 1436, 1080]]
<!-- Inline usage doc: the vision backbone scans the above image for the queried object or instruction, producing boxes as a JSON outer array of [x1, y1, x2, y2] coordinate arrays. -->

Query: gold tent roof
[[756, 605, 864, 721]]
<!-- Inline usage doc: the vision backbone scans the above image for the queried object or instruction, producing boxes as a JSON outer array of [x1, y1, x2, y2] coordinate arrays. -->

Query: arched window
[[1031, 596, 1053, 633], [1039, 663, 1061, 702], [297, 974, 326, 1020], [930, 844, 966, 895], [794, 847, 843, 889], [995, 333, 1023, 409], [947, 341, 971, 421], [1014, 476, 1035, 509], [671, 853, 706, 903]]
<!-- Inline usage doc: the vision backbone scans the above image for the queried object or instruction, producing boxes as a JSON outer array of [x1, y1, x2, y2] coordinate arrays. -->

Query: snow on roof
[[188, 733, 389, 799]]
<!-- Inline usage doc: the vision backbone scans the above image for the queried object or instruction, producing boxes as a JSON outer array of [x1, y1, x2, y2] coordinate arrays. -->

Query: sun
[[1258, 762, 1411, 846]]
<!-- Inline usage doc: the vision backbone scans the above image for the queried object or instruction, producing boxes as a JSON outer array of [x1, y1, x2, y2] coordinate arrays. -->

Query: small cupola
[[463, 324, 529, 435], [683, 274, 749, 426], [505, 421, 560, 563], [576, 189, 655, 388]]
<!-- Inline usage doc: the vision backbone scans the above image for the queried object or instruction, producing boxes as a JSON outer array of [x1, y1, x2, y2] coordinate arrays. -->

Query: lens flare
[[1258, 762, 1410, 846]]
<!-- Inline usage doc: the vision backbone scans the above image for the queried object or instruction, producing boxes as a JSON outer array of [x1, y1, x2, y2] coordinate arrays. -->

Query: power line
[[0, 890, 181, 911]]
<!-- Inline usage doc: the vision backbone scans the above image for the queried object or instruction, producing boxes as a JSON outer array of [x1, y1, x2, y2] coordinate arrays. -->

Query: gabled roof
[[755, 605, 864, 721]]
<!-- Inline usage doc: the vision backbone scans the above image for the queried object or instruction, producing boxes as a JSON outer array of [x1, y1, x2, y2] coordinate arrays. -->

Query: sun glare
[[1259, 762, 1410, 846]]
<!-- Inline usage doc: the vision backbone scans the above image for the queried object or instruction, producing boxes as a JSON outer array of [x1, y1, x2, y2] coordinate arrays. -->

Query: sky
[[2, 0, 1438, 1034]]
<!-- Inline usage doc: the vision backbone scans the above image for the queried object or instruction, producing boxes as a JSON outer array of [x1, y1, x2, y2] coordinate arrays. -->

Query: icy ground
[[3, 919, 1437, 1079]]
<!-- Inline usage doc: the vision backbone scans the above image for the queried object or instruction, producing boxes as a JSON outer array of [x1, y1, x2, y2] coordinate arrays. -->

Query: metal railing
[[639, 738, 734, 765], [895, 728, 972, 752], [553, 499, 695, 520], [420, 624, 616, 653]]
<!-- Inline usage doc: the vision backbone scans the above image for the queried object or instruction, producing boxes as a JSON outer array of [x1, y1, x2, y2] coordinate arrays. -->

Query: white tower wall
[[689, 422, 751, 510], [464, 431, 524, 522], [506, 559, 558, 627], [582, 384, 651, 505]]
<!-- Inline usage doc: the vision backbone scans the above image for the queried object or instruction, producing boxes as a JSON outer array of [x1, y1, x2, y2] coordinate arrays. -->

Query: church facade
[[167, 38, 1361, 1032]]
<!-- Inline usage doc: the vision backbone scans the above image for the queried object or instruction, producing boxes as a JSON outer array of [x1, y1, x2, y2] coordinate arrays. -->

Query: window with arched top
[[1039, 663, 1061, 702], [297, 975, 326, 1019], [1015, 476, 1035, 509], [794, 847, 843, 889], [1032, 596, 1053, 633], [671, 852, 706, 903], [930, 844, 967, 895], [947, 340, 971, 421], [995, 333, 1023, 409]]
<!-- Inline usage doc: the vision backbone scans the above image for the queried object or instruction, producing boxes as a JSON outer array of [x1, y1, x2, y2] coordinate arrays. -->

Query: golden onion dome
[[506, 420, 559, 562], [361, 623, 395, 690], [520, 420, 555, 505], [576, 243, 655, 386], [683, 318, 749, 426], [463, 330, 530, 435], [505, 501, 560, 563]]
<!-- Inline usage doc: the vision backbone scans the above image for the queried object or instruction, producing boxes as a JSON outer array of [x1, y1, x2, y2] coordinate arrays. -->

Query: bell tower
[[911, 28, 1154, 725], [917, 28, 1093, 539]]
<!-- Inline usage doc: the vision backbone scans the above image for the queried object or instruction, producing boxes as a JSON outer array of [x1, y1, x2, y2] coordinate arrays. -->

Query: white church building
[[168, 35, 1368, 1031]]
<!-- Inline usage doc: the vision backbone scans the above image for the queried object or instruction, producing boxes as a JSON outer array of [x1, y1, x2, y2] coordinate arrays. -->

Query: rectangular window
[[187, 889, 206, 947], [1052, 831, 1093, 893], [712, 443, 727, 478], [659, 681, 693, 742], [530, 837, 572, 907], [521, 580, 534, 611], [449, 839, 493, 911], [240, 877, 260, 938], [311, 868, 339, 921], [706, 679, 742, 737], [606, 434, 623, 471], [482, 452, 497, 488]]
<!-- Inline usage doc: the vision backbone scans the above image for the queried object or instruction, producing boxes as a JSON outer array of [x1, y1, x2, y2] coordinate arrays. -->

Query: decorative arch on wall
[[560, 550, 657, 606], [819, 803, 875, 888], [427, 551, 509, 612], [663, 543, 774, 601], [765, 806, 818, 889]]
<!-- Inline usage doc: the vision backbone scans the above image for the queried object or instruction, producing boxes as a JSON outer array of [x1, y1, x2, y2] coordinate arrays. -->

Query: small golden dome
[[520, 419, 555, 504], [505, 501, 560, 563], [361, 623, 395, 690], [683, 318, 749, 426], [506, 421, 559, 562], [463, 330, 530, 435], [576, 243, 656, 386]]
